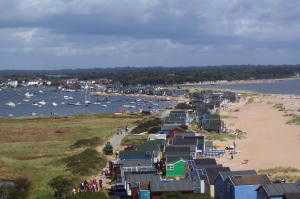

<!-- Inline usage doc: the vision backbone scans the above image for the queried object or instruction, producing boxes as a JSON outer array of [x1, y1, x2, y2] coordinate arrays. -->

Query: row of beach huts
[[108, 90, 300, 199]]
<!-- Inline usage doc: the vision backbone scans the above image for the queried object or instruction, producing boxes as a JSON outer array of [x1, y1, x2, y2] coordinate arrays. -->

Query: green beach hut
[[166, 158, 187, 178]]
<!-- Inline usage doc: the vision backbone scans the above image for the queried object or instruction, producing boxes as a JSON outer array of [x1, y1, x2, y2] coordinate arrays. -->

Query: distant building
[[7, 80, 18, 88]]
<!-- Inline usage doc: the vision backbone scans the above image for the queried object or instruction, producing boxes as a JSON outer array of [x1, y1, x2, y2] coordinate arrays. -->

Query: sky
[[0, 0, 300, 70]]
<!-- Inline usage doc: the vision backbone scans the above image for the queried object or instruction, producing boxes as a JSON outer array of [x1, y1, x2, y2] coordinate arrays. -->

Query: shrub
[[70, 137, 103, 149], [0, 177, 31, 199], [148, 126, 161, 134], [48, 175, 77, 199], [64, 149, 106, 176], [175, 103, 193, 109], [132, 117, 161, 134], [74, 191, 108, 199]]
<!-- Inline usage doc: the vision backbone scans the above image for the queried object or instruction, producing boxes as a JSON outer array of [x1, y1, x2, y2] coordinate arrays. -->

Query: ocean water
[[0, 87, 175, 118], [198, 79, 300, 95]]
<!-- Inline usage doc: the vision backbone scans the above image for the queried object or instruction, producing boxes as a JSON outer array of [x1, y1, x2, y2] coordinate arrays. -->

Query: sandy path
[[219, 100, 300, 170]]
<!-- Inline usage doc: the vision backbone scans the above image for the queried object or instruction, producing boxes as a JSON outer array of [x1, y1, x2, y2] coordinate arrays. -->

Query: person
[[99, 179, 103, 189]]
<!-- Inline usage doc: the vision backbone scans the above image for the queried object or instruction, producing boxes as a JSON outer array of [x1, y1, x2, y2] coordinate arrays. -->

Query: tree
[[48, 175, 75, 199]]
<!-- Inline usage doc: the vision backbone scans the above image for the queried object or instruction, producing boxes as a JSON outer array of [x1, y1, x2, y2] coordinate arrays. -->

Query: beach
[[218, 93, 300, 170]]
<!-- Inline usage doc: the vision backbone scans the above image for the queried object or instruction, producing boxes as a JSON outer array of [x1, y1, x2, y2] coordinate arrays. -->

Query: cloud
[[0, 0, 299, 69]]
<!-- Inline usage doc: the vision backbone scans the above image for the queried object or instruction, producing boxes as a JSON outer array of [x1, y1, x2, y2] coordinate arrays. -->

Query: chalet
[[170, 136, 205, 158], [214, 170, 257, 199], [205, 166, 231, 198], [201, 113, 225, 133], [284, 192, 300, 199], [165, 146, 191, 178], [257, 183, 300, 199], [225, 174, 271, 199], [162, 110, 193, 130]]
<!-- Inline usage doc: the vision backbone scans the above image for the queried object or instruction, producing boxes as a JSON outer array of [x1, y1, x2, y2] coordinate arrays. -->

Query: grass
[[205, 129, 246, 141], [287, 115, 300, 125], [121, 134, 148, 146], [0, 114, 141, 198], [258, 167, 300, 183], [70, 137, 103, 149], [273, 103, 285, 111], [64, 148, 106, 176]]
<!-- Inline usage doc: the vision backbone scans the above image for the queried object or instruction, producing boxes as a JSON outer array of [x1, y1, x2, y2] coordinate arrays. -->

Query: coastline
[[185, 76, 300, 86]]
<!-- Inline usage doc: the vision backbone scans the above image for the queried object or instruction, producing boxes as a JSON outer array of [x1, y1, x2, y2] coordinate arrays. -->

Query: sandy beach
[[218, 93, 300, 170]]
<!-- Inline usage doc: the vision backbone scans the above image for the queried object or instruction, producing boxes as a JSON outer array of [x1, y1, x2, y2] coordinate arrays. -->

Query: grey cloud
[[0, 0, 300, 69]]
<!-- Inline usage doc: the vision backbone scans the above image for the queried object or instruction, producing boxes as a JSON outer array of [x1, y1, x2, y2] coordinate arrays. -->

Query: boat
[[32, 112, 37, 116], [52, 102, 58, 106], [38, 100, 46, 106], [85, 100, 91, 105], [25, 92, 34, 98], [101, 104, 107, 108], [61, 102, 65, 105], [39, 90, 44, 93], [23, 99, 30, 102], [64, 96, 74, 100], [93, 102, 101, 105], [6, 102, 16, 107], [75, 102, 81, 106]]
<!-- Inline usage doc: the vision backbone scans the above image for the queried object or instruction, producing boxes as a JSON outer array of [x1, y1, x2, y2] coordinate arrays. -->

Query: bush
[[175, 103, 193, 109], [148, 126, 161, 134], [0, 177, 31, 199], [64, 149, 106, 176], [70, 137, 103, 149], [48, 175, 77, 199], [132, 117, 161, 134], [75, 191, 108, 199]]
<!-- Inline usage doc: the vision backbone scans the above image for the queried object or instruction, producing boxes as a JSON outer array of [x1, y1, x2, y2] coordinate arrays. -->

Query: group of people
[[73, 178, 103, 194]]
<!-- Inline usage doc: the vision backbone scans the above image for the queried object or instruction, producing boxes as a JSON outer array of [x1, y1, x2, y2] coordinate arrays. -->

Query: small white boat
[[39, 90, 44, 93], [52, 102, 58, 106], [33, 102, 39, 106], [23, 99, 30, 102], [8, 114, 14, 117], [75, 102, 81, 106], [32, 112, 37, 116], [25, 92, 34, 98], [101, 104, 107, 108], [61, 102, 65, 105], [6, 102, 16, 107], [85, 100, 91, 104], [38, 100, 46, 106], [93, 102, 101, 105], [64, 96, 74, 100]]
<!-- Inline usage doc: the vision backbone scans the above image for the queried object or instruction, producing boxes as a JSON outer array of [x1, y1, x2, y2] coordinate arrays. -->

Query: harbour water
[[0, 87, 175, 118], [198, 78, 300, 96]]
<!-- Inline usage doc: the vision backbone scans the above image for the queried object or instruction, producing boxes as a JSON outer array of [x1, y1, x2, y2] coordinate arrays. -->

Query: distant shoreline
[[184, 77, 300, 86]]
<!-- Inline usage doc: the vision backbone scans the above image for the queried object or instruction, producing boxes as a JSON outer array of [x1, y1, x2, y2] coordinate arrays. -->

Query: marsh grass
[[258, 167, 300, 183], [287, 115, 300, 125], [0, 114, 140, 198]]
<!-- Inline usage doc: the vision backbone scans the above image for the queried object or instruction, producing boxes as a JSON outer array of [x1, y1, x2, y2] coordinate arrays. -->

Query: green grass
[[205, 130, 246, 141], [258, 167, 300, 183], [0, 114, 141, 198], [273, 103, 285, 111], [287, 115, 300, 125]]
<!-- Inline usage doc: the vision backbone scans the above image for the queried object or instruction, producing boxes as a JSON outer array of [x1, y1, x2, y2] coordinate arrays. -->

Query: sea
[[0, 87, 175, 118], [198, 78, 300, 96]]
